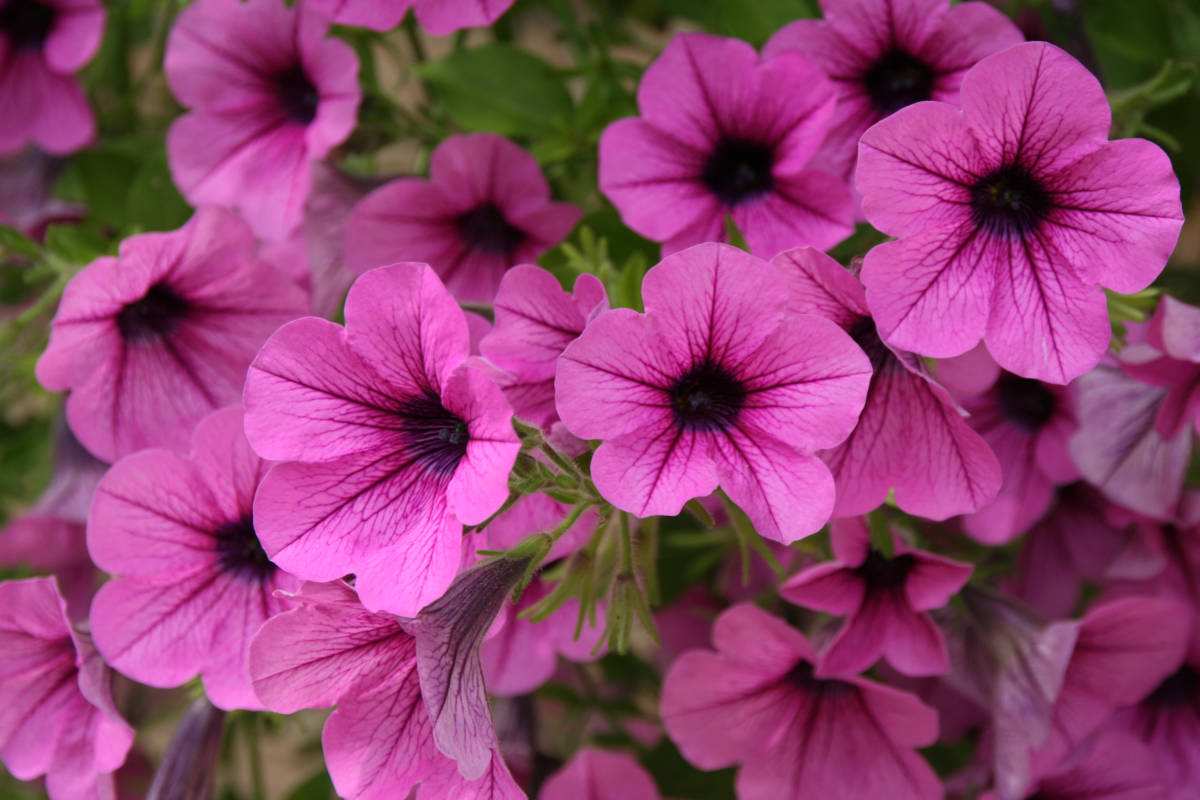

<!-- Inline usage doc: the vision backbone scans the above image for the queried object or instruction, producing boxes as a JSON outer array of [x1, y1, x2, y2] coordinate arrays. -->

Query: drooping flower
[[599, 33, 854, 259], [539, 748, 661, 800], [662, 603, 942, 800], [307, 0, 515, 34], [0, 149, 82, 238], [857, 41, 1183, 383], [781, 517, 972, 676], [164, 0, 360, 240], [145, 698, 226, 800], [87, 406, 300, 710], [35, 207, 308, 462], [345, 135, 581, 303], [774, 247, 1001, 519], [0, 0, 104, 155], [244, 262, 521, 615], [0, 577, 134, 800], [763, 0, 1023, 183]]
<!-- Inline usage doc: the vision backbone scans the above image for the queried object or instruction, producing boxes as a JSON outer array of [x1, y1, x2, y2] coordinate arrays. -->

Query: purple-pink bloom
[[0, 577, 133, 800], [164, 0, 360, 241], [599, 33, 853, 259], [539, 748, 660, 800], [1121, 296, 1200, 439], [0, 0, 103, 155], [985, 729, 1168, 800], [308, 0, 515, 34], [0, 149, 83, 238], [857, 41, 1183, 383], [556, 243, 870, 543], [345, 134, 581, 303], [781, 517, 972, 676], [775, 247, 1001, 519], [35, 207, 308, 462], [244, 262, 520, 616], [661, 603, 942, 800], [763, 0, 1023, 183], [87, 406, 300, 710]]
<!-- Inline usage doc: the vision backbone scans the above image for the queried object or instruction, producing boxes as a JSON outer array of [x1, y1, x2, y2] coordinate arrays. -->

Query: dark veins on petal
[[275, 64, 320, 124], [786, 660, 854, 696], [970, 163, 1052, 239], [399, 393, 470, 477], [116, 282, 191, 342], [457, 203, 525, 256], [863, 50, 935, 115], [669, 359, 746, 433], [848, 316, 894, 374], [995, 372, 1057, 433], [855, 549, 916, 590], [1143, 664, 1199, 708], [0, 0, 56, 49], [214, 516, 276, 582], [702, 137, 775, 206]]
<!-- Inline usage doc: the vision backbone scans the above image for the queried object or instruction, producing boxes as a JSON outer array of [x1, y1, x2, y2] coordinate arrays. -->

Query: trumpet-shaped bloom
[[775, 247, 1000, 519], [1121, 297, 1200, 439], [781, 517, 972, 676], [763, 0, 1023, 182], [857, 42, 1183, 383], [0, 0, 103, 155], [87, 407, 300, 710], [599, 33, 853, 259], [661, 603, 942, 800], [308, 0, 515, 34], [244, 263, 520, 616], [556, 243, 871, 543], [35, 207, 308, 462], [0, 577, 133, 800], [540, 748, 660, 800], [164, 0, 360, 240], [345, 135, 581, 303]]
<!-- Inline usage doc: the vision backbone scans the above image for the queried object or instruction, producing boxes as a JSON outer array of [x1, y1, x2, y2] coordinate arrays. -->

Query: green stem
[[247, 714, 266, 800], [403, 14, 427, 63]]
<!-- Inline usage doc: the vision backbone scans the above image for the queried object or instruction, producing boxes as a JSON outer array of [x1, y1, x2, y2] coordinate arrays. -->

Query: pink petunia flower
[[0, 577, 134, 800], [984, 728, 1168, 800], [763, 0, 1023, 183], [87, 406, 301, 710], [243, 262, 521, 616], [781, 517, 972, 676], [661, 603, 942, 800], [539, 748, 660, 800], [0, 0, 104, 155], [857, 41, 1183, 383], [599, 33, 854, 259], [775, 247, 1001, 519], [308, 0, 515, 34], [345, 134, 581, 303], [556, 243, 871, 543], [1121, 297, 1200, 438], [164, 0, 361, 241], [1103, 512, 1200, 648], [35, 207, 308, 462]]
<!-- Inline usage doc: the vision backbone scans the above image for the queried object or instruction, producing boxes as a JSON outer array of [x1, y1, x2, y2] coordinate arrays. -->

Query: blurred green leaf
[[56, 136, 191, 234], [284, 770, 335, 800], [642, 738, 737, 800], [660, 0, 816, 47], [0, 225, 41, 259]]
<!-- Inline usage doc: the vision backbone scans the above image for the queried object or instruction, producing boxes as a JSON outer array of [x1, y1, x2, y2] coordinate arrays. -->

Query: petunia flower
[[308, 0, 515, 34], [781, 517, 972, 676], [0, 149, 83, 238], [0, 577, 134, 800], [35, 207, 308, 462], [599, 33, 854, 259], [857, 41, 1183, 383], [87, 406, 301, 710], [774, 247, 1001, 519], [556, 243, 870, 543], [146, 698, 226, 800], [164, 0, 361, 241], [763, 0, 1023, 183], [983, 729, 1168, 800], [0, 0, 104, 155], [539, 748, 660, 800], [661, 603, 942, 800], [243, 262, 521, 616], [345, 134, 581, 303]]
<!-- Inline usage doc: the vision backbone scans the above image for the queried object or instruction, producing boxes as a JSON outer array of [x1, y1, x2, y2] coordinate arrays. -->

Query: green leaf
[[285, 770, 335, 800], [0, 225, 40, 258], [660, 0, 817, 47]]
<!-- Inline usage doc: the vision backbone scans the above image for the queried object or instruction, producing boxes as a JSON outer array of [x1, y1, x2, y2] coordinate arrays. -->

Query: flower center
[[456, 203, 525, 256], [848, 316, 893, 373], [399, 393, 470, 477], [786, 660, 854, 695], [116, 282, 190, 342], [1144, 665, 1199, 708], [863, 50, 935, 115], [995, 373, 1057, 432], [701, 137, 775, 206], [970, 163, 1051, 238], [213, 516, 275, 581], [855, 549, 916, 589], [0, 0, 56, 49], [275, 64, 319, 124], [668, 360, 746, 433]]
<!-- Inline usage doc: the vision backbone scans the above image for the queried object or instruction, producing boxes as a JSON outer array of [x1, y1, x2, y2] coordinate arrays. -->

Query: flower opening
[[701, 137, 775, 207], [115, 282, 191, 342], [0, 0, 55, 49], [863, 50, 934, 115]]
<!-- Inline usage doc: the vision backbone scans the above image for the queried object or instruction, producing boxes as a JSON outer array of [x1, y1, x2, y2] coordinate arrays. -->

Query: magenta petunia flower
[[540, 748, 660, 800], [1104, 516, 1200, 648], [985, 729, 1168, 800], [556, 243, 870, 543], [662, 603, 941, 800], [1121, 297, 1200, 439], [164, 0, 360, 241], [345, 134, 581, 303], [763, 0, 1023, 183], [599, 33, 853, 259], [781, 517, 972, 676], [0, 577, 133, 800], [308, 0, 515, 34], [857, 41, 1183, 383], [87, 406, 300, 710], [0, 0, 103, 155], [35, 207, 308, 462], [775, 247, 1001, 519], [244, 262, 521, 616]]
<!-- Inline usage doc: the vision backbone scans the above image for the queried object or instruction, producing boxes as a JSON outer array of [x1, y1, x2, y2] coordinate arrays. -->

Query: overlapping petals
[[308, 0, 516, 35]]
